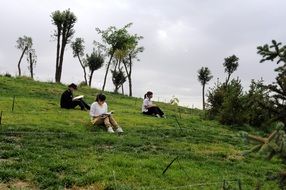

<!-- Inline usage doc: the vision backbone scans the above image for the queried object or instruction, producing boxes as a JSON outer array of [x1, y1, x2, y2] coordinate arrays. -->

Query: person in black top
[[60, 83, 90, 110]]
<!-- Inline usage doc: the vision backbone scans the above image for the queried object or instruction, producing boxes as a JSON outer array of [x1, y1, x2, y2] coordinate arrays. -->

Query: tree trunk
[[89, 70, 94, 87], [128, 56, 132, 97], [121, 84, 124, 95], [17, 46, 28, 76], [114, 59, 119, 73], [77, 55, 87, 84], [123, 56, 132, 97], [56, 28, 68, 83], [114, 86, 119, 93], [102, 51, 114, 92], [225, 73, 231, 86], [127, 74, 132, 97], [202, 84, 205, 110], [55, 27, 61, 82], [29, 52, 33, 79]]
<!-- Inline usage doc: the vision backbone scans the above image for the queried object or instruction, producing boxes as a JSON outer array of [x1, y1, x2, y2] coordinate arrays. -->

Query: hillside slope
[[0, 76, 284, 189]]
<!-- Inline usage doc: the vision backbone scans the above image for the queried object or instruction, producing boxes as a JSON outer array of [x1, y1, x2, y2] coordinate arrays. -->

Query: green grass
[[0, 75, 284, 189]]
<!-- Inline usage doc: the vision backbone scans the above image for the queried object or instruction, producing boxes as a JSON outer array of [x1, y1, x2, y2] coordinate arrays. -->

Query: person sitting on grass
[[60, 83, 90, 111], [142, 91, 165, 118], [90, 93, 123, 133]]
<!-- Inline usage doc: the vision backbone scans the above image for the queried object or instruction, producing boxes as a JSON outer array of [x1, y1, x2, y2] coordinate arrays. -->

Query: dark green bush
[[207, 79, 245, 125]]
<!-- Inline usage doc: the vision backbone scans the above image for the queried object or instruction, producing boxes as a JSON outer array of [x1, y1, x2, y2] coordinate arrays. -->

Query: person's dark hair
[[144, 91, 153, 99], [68, 83, 77, 90], [96, 93, 106, 102]]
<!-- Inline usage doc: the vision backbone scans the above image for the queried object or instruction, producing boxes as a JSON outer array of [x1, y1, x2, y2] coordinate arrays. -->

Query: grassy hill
[[0, 75, 284, 189]]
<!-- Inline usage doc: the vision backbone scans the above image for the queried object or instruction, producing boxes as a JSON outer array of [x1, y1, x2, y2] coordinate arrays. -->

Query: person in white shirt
[[142, 91, 165, 118], [90, 93, 123, 133]]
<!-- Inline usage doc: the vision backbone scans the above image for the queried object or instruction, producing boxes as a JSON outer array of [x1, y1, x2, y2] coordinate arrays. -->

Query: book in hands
[[73, 95, 84, 101], [100, 111, 114, 117]]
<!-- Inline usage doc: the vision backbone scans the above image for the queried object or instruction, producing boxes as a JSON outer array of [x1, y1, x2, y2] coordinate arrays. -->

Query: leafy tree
[[244, 79, 272, 128], [207, 80, 224, 118], [257, 40, 286, 127], [71, 38, 87, 84], [95, 23, 134, 91], [16, 36, 33, 76], [111, 49, 128, 94], [208, 79, 245, 125], [86, 50, 105, 87], [51, 9, 77, 83], [223, 55, 239, 85], [27, 49, 37, 79], [218, 79, 245, 125], [112, 49, 128, 75], [122, 35, 144, 97], [111, 67, 126, 93], [197, 67, 213, 110]]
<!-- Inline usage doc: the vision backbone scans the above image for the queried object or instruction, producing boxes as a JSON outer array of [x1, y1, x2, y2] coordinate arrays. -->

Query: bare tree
[[71, 38, 87, 84], [27, 49, 37, 79], [16, 36, 33, 76], [122, 43, 144, 97]]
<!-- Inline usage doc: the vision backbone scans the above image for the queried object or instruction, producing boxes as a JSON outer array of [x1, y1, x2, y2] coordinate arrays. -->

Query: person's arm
[[99, 103, 109, 117], [105, 103, 108, 113], [89, 103, 99, 117], [89, 104, 95, 117], [144, 99, 157, 108]]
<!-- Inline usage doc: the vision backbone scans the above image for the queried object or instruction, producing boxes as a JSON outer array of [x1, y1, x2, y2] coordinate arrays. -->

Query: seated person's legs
[[109, 115, 123, 132], [143, 107, 165, 118], [155, 107, 165, 117], [143, 107, 157, 116], [71, 100, 90, 110], [108, 115, 118, 128], [103, 116, 114, 133], [70, 100, 83, 109], [79, 99, 90, 110], [103, 116, 123, 133], [91, 117, 104, 125]]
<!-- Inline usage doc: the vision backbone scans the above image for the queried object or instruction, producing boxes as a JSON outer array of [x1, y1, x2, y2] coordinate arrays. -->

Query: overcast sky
[[0, 0, 285, 108]]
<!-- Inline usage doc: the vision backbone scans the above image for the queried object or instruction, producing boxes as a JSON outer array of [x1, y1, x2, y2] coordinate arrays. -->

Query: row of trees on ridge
[[16, 9, 144, 97]]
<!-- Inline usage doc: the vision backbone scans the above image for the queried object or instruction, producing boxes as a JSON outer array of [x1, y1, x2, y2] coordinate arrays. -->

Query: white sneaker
[[156, 114, 161, 118], [107, 127, 115, 133], [116, 127, 124, 133]]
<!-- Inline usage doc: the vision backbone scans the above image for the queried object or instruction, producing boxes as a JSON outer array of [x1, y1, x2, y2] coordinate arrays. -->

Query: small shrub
[[207, 79, 246, 125], [78, 81, 88, 87], [5, 73, 12, 77]]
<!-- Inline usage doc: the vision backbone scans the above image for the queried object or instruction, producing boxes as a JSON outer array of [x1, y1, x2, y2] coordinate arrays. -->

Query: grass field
[[0, 75, 284, 189]]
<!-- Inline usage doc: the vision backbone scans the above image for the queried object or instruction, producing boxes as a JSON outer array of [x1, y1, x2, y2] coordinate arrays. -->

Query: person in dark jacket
[[60, 83, 90, 110]]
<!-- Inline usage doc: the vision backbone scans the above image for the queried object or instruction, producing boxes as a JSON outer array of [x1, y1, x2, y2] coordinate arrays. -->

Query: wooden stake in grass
[[0, 111, 2, 125], [237, 179, 242, 190], [162, 156, 179, 175], [113, 170, 117, 190], [12, 95, 15, 112], [174, 116, 183, 133], [222, 180, 227, 190]]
